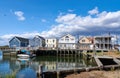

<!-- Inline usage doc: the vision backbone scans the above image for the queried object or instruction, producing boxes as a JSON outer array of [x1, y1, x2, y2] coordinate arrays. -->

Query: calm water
[[0, 53, 97, 78]]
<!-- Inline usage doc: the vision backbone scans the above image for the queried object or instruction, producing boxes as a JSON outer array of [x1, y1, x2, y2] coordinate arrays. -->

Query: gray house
[[29, 35, 45, 48], [94, 36, 112, 50], [9, 36, 29, 48]]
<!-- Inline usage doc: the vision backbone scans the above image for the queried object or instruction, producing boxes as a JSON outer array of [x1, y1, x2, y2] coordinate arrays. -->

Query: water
[[0, 51, 3, 60], [0, 54, 97, 78]]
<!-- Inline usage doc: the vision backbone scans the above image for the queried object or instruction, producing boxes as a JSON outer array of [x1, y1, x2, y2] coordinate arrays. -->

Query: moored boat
[[17, 54, 30, 59], [17, 50, 36, 59]]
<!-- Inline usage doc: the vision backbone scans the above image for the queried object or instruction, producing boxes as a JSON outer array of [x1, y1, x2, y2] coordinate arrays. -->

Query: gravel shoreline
[[65, 70, 120, 78]]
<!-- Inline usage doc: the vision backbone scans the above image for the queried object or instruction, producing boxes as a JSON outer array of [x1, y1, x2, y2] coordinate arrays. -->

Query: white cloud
[[41, 19, 47, 22], [1, 7, 120, 45], [88, 7, 99, 15], [41, 8, 120, 38], [55, 14, 76, 23], [14, 11, 25, 21], [0, 32, 41, 46], [68, 9, 74, 12]]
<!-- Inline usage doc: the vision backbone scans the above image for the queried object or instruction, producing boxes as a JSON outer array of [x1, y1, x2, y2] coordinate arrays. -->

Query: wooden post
[[57, 71, 59, 78], [64, 49, 65, 57], [57, 49, 58, 57], [38, 65, 43, 78]]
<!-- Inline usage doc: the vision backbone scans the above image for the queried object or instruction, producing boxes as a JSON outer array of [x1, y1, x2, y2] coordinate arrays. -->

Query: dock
[[94, 56, 120, 70]]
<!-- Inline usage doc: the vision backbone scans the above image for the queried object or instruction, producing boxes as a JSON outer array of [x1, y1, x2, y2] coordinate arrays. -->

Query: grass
[[85, 51, 120, 57], [5, 72, 16, 78]]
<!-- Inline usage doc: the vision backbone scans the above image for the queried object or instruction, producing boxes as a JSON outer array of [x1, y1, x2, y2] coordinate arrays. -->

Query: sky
[[0, 0, 120, 45]]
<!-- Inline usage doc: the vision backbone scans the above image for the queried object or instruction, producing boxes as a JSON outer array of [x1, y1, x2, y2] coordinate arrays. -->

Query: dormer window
[[65, 36, 69, 38]]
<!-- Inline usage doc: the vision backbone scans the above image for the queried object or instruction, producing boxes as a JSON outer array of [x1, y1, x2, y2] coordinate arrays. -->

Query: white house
[[58, 34, 76, 49], [45, 38, 58, 49]]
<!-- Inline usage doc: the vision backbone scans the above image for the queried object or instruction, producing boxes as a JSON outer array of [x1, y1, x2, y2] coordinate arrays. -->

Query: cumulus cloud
[[68, 9, 74, 12], [88, 7, 99, 15], [41, 7, 120, 38], [55, 14, 76, 23], [14, 11, 25, 21], [41, 19, 47, 22], [0, 32, 41, 46], [1, 7, 120, 45]]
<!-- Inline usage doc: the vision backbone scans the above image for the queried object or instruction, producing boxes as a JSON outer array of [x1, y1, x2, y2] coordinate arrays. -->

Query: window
[[65, 36, 69, 38], [71, 38, 74, 41], [53, 40, 55, 43], [65, 39, 69, 42], [64, 44, 66, 47], [82, 40, 85, 42], [47, 39, 48, 42]]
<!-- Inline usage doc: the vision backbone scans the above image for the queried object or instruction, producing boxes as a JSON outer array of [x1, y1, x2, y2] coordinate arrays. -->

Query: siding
[[9, 38, 20, 48]]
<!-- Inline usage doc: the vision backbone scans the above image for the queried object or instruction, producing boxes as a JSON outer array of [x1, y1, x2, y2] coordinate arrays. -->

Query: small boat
[[17, 54, 30, 59], [17, 50, 36, 59]]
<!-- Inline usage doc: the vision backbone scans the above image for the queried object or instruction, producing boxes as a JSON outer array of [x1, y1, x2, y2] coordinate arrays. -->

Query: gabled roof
[[86, 37, 93, 42], [9, 36, 29, 43], [79, 37, 93, 42], [15, 36, 29, 42], [60, 34, 75, 39], [34, 35, 45, 40]]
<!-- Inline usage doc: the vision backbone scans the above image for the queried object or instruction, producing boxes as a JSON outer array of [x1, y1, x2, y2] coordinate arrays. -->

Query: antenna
[[108, 32, 110, 36], [116, 35, 118, 45]]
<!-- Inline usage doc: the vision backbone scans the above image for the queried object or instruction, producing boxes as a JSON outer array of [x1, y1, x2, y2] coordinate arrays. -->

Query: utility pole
[[116, 35, 118, 45]]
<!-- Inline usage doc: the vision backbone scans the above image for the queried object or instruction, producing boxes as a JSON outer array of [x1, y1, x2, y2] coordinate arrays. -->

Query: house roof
[[9, 36, 29, 43], [87, 37, 93, 41], [79, 37, 93, 42], [34, 35, 45, 40], [60, 34, 75, 39], [15, 36, 29, 42]]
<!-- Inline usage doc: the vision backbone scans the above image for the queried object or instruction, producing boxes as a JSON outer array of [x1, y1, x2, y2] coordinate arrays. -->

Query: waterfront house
[[94, 36, 112, 51], [9, 36, 29, 48], [78, 37, 93, 50], [45, 38, 58, 50], [58, 34, 76, 49], [29, 35, 45, 48]]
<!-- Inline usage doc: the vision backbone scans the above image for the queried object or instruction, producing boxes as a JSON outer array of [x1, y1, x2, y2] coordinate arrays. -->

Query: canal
[[0, 53, 97, 78]]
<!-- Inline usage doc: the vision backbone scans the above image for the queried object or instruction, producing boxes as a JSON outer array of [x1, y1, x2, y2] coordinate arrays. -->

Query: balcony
[[95, 41, 112, 44]]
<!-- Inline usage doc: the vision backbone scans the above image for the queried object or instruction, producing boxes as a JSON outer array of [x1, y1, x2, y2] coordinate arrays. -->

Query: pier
[[35, 49, 82, 56]]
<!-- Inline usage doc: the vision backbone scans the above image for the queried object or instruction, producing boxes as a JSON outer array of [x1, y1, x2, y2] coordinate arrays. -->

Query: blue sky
[[0, 0, 120, 45]]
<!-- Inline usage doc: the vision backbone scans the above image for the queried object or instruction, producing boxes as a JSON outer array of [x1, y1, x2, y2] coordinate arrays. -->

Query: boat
[[17, 50, 36, 59], [17, 54, 30, 59]]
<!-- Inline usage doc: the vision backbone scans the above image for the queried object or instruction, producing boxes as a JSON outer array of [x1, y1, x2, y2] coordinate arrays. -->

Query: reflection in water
[[0, 54, 97, 78], [34, 55, 97, 72], [16, 67, 37, 78], [0, 51, 3, 60], [0, 61, 12, 76]]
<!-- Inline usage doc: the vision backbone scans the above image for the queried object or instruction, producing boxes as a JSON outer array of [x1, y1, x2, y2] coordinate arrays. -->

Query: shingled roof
[[9, 36, 29, 43], [15, 36, 29, 42], [34, 35, 45, 40]]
